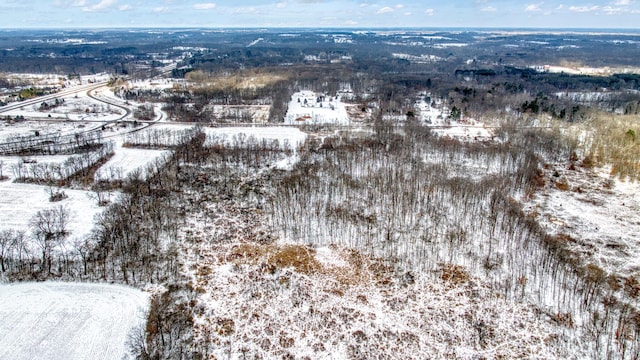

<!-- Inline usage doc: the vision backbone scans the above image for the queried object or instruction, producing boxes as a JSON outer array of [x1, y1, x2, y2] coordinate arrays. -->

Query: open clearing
[[524, 164, 640, 278], [203, 126, 308, 149], [95, 146, 171, 181], [0, 181, 104, 239], [285, 90, 350, 125], [0, 282, 148, 360]]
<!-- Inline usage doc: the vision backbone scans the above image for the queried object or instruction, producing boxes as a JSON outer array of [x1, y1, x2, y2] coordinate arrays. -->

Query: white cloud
[[481, 6, 497, 12], [345, 20, 358, 25], [602, 5, 624, 14], [118, 4, 131, 11], [55, 0, 86, 6], [424, 8, 434, 16], [614, 0, 632, 5], [193, 3, 216, 10], [395, 4, 404, 9], [569, 5, 599, 12], [276, 2, 287, 8], [404, 11, 412, 16], [377, 6, 394, 14], [153, 7, 168, 13], [525, 3, 542, 12], [82, 0, 117, 12], [233, 7, 259, 14]]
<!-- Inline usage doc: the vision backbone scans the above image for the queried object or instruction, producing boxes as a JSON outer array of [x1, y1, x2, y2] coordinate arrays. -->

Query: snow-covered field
[[127, 78, 181, 91], [0, 154, 75, 180], [203, 126, 308, 149], [0, 119, 98, 142], [0, 282, 148, 360], [415, 97, 493, 140], [95, 146, 171, 181], [0, 181, 103, 239], [284, 91, 350, 125]]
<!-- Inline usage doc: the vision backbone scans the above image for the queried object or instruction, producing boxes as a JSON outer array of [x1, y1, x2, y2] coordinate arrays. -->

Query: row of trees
[[124, 127, 201, 149], [0, 133, 201, 282], [0, 130, 106, 156], [12, 141, 114, 185], [0, 206, 71, 278]]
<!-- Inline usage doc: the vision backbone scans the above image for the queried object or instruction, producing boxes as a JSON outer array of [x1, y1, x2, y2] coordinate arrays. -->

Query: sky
[[0, 0, 639, 29]]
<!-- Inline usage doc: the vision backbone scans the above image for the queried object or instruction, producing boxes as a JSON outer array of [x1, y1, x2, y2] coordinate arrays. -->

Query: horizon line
[[2, 26, 640, 32]]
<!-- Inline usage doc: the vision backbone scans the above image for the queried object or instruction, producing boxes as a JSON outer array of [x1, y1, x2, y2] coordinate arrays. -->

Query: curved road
[[0, 82, 108, 114], [0, 81, 168, 151]]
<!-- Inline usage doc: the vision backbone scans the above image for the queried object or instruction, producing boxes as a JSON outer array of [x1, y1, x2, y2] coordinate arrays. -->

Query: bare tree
[[0, 230, 15, 272], [45, 168, 67, 202], [0, 160, 6, 180], [30, 205, 71, 275], [88, 183, 111, 207], [72, 237, 94, 276]]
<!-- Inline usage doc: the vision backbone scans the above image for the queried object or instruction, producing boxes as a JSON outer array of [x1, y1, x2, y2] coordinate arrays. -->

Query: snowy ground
[[0, 154, 75, 180], [183, 229, 564, 358], [0, 181, 104, 240], [127, 78, 182, 91], [0, 119, 99, 142], [1, 73, 66, 89], [430, 124, 493, 140], [0, 282, 148, 360], [206, 104, 270, 123], [284, 91, 350, 125], [524, 164, 640, 278], [2, 91, 124, 122], [95, 145, 170, 181], [415, 97, 493, 140], [203, 126, 308, 149]]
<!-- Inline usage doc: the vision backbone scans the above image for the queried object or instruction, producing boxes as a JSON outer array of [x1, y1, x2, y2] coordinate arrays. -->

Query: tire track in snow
[[0, 282, 148, 360]]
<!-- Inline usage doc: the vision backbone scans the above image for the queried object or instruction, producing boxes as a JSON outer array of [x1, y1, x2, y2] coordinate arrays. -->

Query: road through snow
[[0, 282, 148, 360]]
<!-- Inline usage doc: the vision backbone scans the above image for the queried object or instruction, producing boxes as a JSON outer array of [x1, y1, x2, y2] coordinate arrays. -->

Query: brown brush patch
[[268, 244, 320, 274], [186, 69, 289, 91], [222, 243, 320, 275], [439, 263, 470, 285], [221, 242, 395, 286], [225, 243, 267, 263], [321, 248, 392, 286], [215, 318, 235, 336], [555, 178, 570, 191]]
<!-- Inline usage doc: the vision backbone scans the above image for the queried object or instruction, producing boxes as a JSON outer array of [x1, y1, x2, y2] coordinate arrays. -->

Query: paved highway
[[0, 82, 108, 114]]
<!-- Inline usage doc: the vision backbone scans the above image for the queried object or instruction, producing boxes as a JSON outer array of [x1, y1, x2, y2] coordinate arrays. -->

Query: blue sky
[[1, 0, 639, 29]]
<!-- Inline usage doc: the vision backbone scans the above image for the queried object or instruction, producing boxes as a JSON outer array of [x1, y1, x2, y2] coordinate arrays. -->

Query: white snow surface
[[0, 155, 74, 180], [285, 91, 350, 125], [3, 91, 124, 122], [415, 97, 493, 140], [0, 282, 148, 360], [95, 145, 170, 181], [0, 120, 98, 142], [0, 181, 103, 240], [524, 164, 640, 278], [203, 126, 308, 149]]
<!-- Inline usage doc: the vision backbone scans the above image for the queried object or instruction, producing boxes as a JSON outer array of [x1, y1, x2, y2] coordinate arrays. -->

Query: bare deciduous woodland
[[1, 29, 640, 359]]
